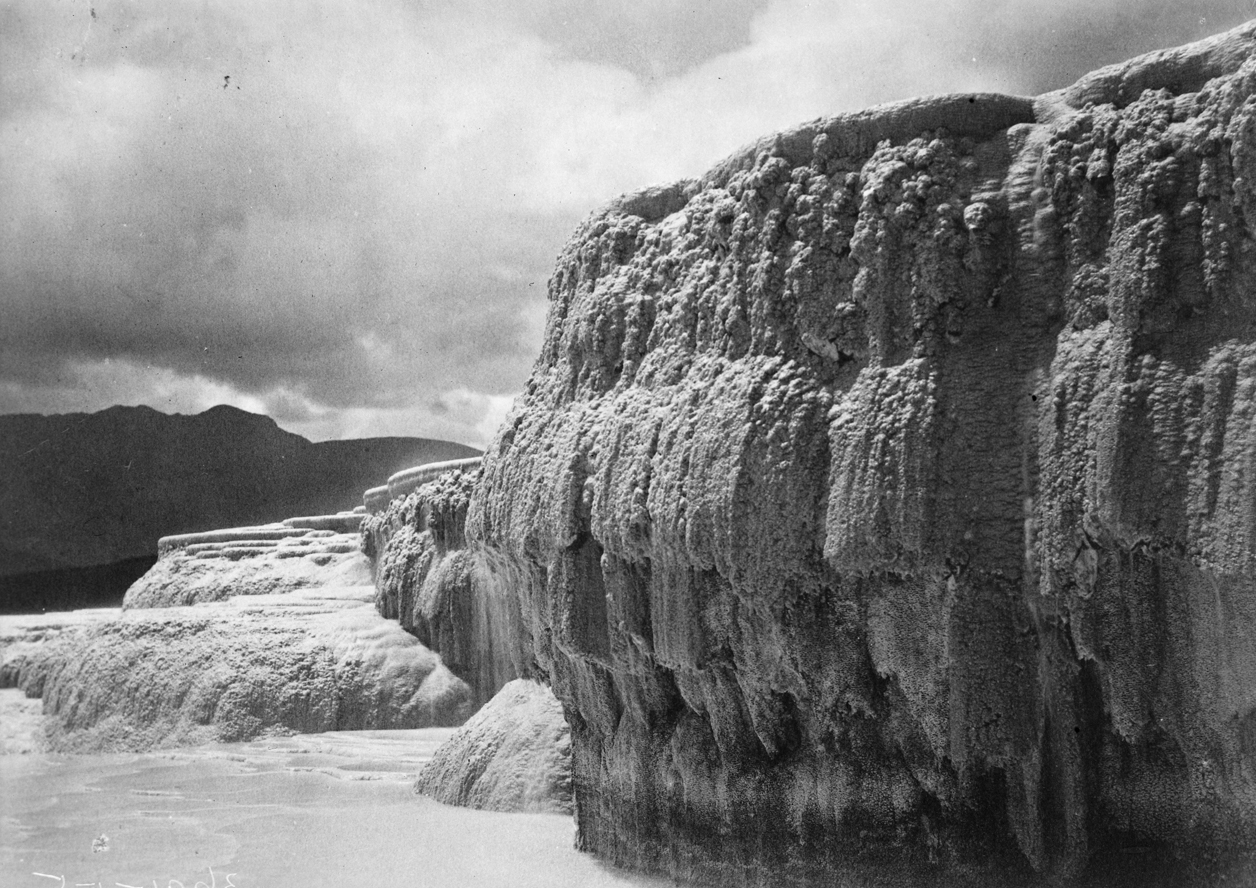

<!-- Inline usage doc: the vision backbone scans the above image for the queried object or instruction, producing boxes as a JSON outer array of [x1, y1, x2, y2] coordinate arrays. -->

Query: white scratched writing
[[32, 866, 237, 888]]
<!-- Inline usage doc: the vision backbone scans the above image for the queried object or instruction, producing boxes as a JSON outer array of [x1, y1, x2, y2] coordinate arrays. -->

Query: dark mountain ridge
[[0, 404, 479, 582]]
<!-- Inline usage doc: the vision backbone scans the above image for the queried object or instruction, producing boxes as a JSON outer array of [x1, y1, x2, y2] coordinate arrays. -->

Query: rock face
[[364, 464, 535, 707], [448, 23, 1256, 885], [415, 679, 573, 814]]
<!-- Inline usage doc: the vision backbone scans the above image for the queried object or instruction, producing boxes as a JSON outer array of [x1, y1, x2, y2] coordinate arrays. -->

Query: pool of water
[[0, 717, 669, 888]]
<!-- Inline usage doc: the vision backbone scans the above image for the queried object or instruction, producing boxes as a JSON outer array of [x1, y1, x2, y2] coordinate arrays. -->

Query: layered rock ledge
[[3, 587, 472, 752], [2, 506, 476, 751], [373, 22, 1256, 887], [128, 512, 367, 607]]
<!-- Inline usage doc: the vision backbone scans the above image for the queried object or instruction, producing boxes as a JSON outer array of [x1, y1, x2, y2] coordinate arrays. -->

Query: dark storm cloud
[[2, 0, 1254, 445], [1, 0, 568, 435]]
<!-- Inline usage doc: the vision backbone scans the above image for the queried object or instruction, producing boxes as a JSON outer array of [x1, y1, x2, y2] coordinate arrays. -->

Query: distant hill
[[0, 405, 479, 607]]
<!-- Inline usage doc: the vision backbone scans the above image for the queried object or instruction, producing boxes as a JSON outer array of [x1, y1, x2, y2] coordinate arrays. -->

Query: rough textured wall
[[364, 468, 538, 706], [461, 23, 1256, 886], [415, 678, 573, 814]]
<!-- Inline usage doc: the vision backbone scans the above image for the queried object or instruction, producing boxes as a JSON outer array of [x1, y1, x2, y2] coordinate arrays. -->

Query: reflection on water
[[0, 722, 668, 888]]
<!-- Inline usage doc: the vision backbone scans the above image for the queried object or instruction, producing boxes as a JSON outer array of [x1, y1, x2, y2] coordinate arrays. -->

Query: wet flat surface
[[0, 717, 670, 888]]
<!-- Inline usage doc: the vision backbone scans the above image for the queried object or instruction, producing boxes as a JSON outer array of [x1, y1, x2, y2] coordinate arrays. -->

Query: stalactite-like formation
[[448, 23, 1256, 886]]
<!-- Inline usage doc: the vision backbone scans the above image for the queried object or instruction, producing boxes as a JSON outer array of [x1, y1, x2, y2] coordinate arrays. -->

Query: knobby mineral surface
[[370, 22, 1256, 886], [414, 678, 573, 815], [2, 515, 473, 751]]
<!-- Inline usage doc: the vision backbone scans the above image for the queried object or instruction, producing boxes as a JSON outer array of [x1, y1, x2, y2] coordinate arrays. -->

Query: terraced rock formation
[[126, 511, 367, 607], [375, 22, 1256, 887], [1, 506, 474, 751], [8, 589, 472, 752], [0, 404, 479, 583], [7, 20, 1252, 886]]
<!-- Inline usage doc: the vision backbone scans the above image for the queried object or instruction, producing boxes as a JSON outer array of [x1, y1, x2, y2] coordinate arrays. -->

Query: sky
[[2, 1, 1254, 448]]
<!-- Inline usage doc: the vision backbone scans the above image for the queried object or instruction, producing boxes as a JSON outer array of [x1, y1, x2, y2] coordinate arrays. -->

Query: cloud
[[0, 356, 268, 418], [520, 0, 769, 83], [2, 0, 1253, 446], [1, 0, 562, 444]]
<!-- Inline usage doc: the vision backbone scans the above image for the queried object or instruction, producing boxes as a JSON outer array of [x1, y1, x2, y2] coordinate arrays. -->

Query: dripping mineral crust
[[367, 21, 1256, 885]]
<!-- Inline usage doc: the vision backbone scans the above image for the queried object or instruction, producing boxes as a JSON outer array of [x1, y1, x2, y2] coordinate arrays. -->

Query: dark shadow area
[[0, 555, 157, 614]]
